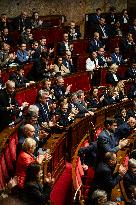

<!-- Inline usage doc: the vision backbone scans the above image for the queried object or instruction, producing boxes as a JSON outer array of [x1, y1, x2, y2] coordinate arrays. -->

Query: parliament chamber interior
[[0, 0, 136, 204]]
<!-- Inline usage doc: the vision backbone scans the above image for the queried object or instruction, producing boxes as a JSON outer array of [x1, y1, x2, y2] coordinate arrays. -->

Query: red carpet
[[50, 162, 73, 205]]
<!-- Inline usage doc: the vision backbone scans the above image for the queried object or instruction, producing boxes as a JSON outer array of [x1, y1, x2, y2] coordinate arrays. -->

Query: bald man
[[17, 124, 36, 156]]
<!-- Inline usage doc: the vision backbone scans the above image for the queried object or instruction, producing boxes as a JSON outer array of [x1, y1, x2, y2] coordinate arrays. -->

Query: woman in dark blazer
[[24, 162, 53, 205]]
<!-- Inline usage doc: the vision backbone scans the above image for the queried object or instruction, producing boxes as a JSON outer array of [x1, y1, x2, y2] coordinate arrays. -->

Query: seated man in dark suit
[[0, 80, 28, 132], [89, 8, 102, 29], [52, 76, 72, 101], [1, 28, 14, 46], [128, 18, 136, 36], [115, 116, 136, 141], [121, 33, 135, 59], [96, 17, 110, 47], [9, 66, 35, 88], [126, 185, 136, 205], [57, 33, 73, 56], [68, 21, 81, 41], [14, 11, 31, 31], [36, 90, 51, 125], [105, 64, 120, 86], [93, 152, 127, 199], [89, 32, 103, 52], [123, 158, 136, 199], [62, 51, 75, 73], [128, 79, 136, 99], [97, 118, 128, 159], [127, 58, 136, 80], [111, 47, 128, 66]]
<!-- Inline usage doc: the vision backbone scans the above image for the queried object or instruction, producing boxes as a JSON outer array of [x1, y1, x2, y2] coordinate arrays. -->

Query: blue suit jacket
[[36, 103, 50, 124], [97, 129, 119, 157], [93, 161, 122, 197], [111, 53, 124, 65], [89, 39, 103, 52]]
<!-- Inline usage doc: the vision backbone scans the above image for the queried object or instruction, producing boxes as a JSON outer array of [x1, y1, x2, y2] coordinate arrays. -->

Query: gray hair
[[28, 105, 39, 115], [76, 90, 84, 98], [128, 158, 136, 168], [22, 137, 36, 152], [103, 202, 117, 205], [92, 189, 107, 203], [38, 89, 49, 98]]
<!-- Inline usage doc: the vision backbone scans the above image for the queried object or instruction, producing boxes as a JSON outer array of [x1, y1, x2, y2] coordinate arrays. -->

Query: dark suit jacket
[[1, 34, 14, 46], [123, 171, 136, 199], [9, 73, 29, 88], [115, 122, 132, 141], [73, 101, 88, 117], [128, 84, 136, 99], [0, 89, 19, 131], [96, 24, 110, 38], [127, 68, 136, 79], [89, 39, 103, 52], [68, 28, 81, 41], [52, 84, 66, 101], [106, 71, 119, 86], [14, 16, 31, 31], [57, 41, 72, 56], [97, 129, 119, 158], [62, 59, 75, 73], [93, 161, 122, 197], [111, 53, 124, 65], [24, 181, 51, 205], [36, 103, 51, 125]]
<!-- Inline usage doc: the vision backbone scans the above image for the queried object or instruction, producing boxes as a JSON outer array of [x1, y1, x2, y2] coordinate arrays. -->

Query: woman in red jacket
[[16, 138, 44, 188]]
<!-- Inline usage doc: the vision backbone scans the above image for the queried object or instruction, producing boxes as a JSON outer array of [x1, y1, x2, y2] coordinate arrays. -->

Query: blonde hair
[[115, 80, 125, 94], [109, 63, 118, 73], [22, 138, 36, 152]]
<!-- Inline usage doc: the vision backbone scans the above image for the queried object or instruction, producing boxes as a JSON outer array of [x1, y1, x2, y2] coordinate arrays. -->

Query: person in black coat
[[128, 81, 136, 99], [97, 118, 128, 160], [57, 33, 73, 56], [127, 59, 136, 80], [89, 32, 103, 52], [114, 116, 136, 141], [106, 64, 120, 86], [52, 76, 72, 101], [0, 80, 19, 131], [14, 11, 31, 31], [1, 28, 14, 46], [68, 21, 81, 41], [93, 152, 127, 199], [36, 90, 51, 125], [9, 66, 34, 88], [23, 162, 53, 205], [123, 158, 136, 199]]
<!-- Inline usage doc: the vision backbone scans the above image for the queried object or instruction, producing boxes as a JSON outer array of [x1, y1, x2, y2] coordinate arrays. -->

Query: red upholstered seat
[[64, 76, 77, 92], [1, 71, 10, 83], [77, 56, 86, 71], [73, 40, 89, 55], [50, 162, 72, 205], [123, 155, 129, 167], [100, 68, 107, 86], [25, 87, 38, 105], [4, 145, 14, 173], [0, 153, 9, 181], [9, 134, 17, 162], [23, 63, 33, 77], [0, 164, 5, 189], [75, 72, 91, 91], [16, 90, 26, 106], [94, 127, 103, 141]]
